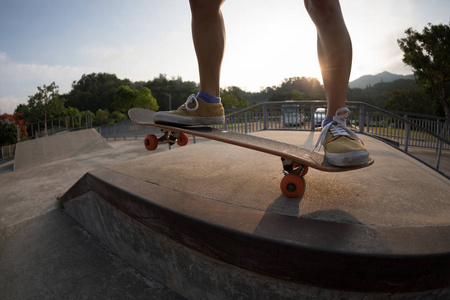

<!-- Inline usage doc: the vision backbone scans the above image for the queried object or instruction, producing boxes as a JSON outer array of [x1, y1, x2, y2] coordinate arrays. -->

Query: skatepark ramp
[[14, 129, 112, 171], [60, 131, 450, 299]]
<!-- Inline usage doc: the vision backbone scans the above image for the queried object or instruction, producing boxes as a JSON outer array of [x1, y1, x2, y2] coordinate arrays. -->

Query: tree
[[0, 121, 16, 147], [67, 73, 133, 112], [112, 86, 159, 114], [35, 82, 59, 136], [221, 86, 249, 109], [385, 86, 435, 115], [112, 86, 137, 113], [144, 74, 199, 111], [398, 23, 450, 120], [95, 109, 111, 126], [0, 113, 28, 146], [134, 87, 159, 111]]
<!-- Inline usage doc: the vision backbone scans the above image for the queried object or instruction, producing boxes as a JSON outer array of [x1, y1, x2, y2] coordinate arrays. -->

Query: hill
[[349, 71, 414, 89]]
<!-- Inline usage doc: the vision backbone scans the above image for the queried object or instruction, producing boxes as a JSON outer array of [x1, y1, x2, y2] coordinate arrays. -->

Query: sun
[[220, 3, 323, 92]]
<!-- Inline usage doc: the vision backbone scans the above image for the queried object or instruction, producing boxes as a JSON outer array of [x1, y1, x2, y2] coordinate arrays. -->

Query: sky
[[0, 0, 449, 114]]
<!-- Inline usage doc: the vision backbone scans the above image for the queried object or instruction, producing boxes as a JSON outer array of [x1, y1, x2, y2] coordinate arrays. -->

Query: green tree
[[221, 93, 239, 109], [0, 122, 16, 146], [221, 86, 249, 109], [112, 86, 137, 113], [35, 82, 59, 136], [0, 113, 28, 146], [385, 86, 435, 115], [398, 23, 450, 120], [144, 74, 199, 111], [48, 94, 67, 118], [112, 86, 159, 113], [291, 90, 306, 100], [67, 73, 133, 112], [134, 87, 159, 111], [95, 109, 111, 126], [110, 111, 127, 123]]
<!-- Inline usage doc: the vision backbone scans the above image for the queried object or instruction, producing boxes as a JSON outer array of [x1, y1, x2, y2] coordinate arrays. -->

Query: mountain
[[349, 71, 414, 89]]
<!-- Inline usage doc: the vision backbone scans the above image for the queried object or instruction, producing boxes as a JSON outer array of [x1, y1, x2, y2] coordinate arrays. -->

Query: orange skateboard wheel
[[300, 165, 309, 177], [177, 133, 189, 147], [293, 163, 309, 177], [144, 134, 158, 151], [280, 174, 305, 198]]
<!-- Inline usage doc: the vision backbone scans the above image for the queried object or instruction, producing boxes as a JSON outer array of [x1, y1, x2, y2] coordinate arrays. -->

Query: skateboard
[[128, 108, 374, 198]]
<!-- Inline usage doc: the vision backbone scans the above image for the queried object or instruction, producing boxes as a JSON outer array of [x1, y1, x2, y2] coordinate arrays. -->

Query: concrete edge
[[60, 167, 450, 293]]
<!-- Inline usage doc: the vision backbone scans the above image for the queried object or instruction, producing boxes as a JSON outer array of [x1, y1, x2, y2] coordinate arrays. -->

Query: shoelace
[[181, 94, 199, 112], [314, 107, 363, 151]]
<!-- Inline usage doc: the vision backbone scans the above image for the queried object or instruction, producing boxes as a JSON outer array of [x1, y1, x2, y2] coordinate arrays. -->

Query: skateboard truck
[[280, 158, 308, 198], [144, 130, 189, 151]]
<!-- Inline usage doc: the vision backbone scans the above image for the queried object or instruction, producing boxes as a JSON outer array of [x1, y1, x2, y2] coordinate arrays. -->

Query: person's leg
[[153, 0, 226, 125], [304, 0, 351, 118], [190, 0, 226, 98], [305, 0, 369, 166]]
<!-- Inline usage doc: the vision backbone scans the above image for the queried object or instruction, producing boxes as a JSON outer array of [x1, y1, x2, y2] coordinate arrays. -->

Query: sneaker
[[153, 94, 225, 126], [314, 107, 369, 166]]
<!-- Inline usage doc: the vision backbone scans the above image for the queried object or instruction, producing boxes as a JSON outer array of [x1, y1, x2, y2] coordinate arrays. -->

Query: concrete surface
[[14, 128, 112, 171], [0, 205, 183, 300], [0, 138, 168, 244], [1, 130, 449, 299], [1, 137, 187, 299], [108, 131, 449, 227]]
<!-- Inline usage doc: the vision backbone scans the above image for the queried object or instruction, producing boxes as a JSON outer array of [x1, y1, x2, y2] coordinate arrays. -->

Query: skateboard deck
[[128, 108, 373, 197]]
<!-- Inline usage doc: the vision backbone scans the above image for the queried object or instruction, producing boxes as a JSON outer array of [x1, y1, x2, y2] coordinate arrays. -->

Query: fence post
[[310, 106, 315, 131], [16, 125, 21, 143], [263, 104, 268, 130], [405, 122, 411, 152], [244, 112, 248, 134], [359, 106, 365, 133], [436, 139, 442, 171]]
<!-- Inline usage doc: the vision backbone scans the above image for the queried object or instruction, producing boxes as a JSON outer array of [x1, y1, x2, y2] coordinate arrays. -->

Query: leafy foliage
[[67, 73, 133, 112], [143, 74, 198, 111], [385, 86, 435, 115], [221, 86, 249, 109], [398, 22, 450, 119], [0, 113, 28, 146]]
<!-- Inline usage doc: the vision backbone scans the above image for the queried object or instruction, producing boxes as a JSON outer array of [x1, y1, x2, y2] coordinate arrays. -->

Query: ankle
[[322, 118, 333, 127], [197, 91, 221, 104]]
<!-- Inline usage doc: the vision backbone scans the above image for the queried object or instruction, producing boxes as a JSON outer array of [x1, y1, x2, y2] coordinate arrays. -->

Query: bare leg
[[304, 0, 352, 118], [189, 0, 226, 97]]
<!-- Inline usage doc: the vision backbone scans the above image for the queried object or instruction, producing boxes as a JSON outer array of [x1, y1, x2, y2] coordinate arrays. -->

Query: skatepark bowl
[[1, 102, 449, 299]]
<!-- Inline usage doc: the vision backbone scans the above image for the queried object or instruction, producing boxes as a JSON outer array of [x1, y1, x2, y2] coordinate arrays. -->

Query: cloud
[[0, 96, 21, 115], [0, 52, 97, 114], [80, 46, 135, 71]]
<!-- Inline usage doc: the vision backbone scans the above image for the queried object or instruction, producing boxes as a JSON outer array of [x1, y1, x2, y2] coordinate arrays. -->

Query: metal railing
[[26, 113, 93, 140], [1, 113, 94, 159], [98, 101, 449, 178], [219, 101, 449, 178], [0, 144, 15, 159], [99, 119, 161, 141]]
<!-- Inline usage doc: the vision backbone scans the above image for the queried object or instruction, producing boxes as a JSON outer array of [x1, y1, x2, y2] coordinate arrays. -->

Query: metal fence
[[26, 113, 93, 140], [99, 119, 160, 141], [221, 101, 449, 178], [0, 113, 93, 160], [98, 101, 449, 178], [0, 144, 15, 159]]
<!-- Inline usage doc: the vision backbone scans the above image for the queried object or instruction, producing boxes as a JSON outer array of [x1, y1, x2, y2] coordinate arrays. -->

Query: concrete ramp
[[14, 129, 112, 171], [60, 131, 450, 299]]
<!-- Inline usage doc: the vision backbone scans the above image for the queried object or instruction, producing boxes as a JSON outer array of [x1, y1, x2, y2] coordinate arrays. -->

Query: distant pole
[[164, 93, 172, 110], [16, 125, 21, 143]]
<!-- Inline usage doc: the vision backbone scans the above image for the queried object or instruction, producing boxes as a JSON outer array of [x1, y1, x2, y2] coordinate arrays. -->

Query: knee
[[190, 0, 225, 16], [304, 0, 342, 24]]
